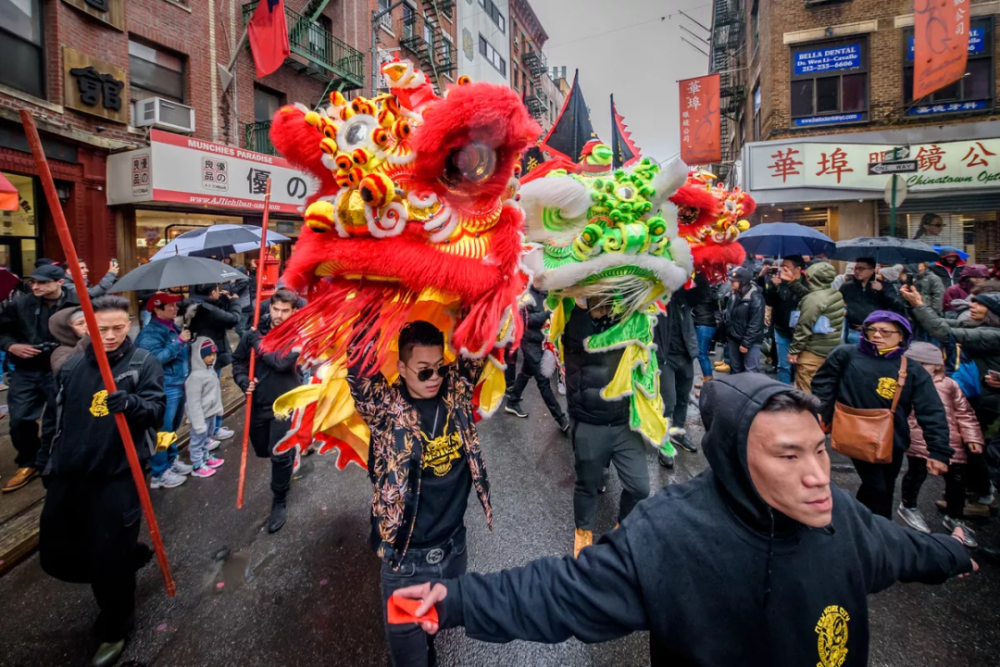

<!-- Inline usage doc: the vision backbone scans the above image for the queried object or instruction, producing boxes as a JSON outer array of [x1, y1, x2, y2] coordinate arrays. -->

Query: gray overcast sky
[[531, 0, 713, 164]]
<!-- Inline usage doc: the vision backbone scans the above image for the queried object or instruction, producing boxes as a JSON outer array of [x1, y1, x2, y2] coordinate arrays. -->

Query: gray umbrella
[[151, 224, 288, 261], [109, 255, 248, 293], [831, 237, 940, 264]]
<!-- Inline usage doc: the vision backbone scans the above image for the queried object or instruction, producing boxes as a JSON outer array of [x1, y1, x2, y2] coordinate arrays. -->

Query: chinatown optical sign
[[107, 129, 316, 214], [747, 138, 1000, 194]]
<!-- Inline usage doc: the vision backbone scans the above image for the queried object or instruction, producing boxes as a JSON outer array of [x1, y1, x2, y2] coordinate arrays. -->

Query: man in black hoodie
[[393, 374, 975, 666], [233, 289, 301, 534], [724, 266, 766, 373], [37, 296, 165, 667]]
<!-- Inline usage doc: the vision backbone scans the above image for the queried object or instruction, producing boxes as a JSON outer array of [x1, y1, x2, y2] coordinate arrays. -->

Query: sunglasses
[[409, 364, 451, 382]]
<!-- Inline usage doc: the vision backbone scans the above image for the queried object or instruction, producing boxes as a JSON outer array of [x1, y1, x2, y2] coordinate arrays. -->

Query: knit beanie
[[904, 342, 944, 366], [200, 340, 218, 359], [973, 293, 1000, 318], [879, 265, 903, 282]]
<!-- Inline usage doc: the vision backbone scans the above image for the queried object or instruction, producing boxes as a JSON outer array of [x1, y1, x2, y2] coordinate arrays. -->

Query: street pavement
[[1, 380, 999, 666]]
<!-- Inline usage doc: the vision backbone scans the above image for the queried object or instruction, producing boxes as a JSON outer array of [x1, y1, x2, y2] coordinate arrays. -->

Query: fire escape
[[398, 1, 458, 93], [522, 49, 548, 120], [709, 0, 747, 181]]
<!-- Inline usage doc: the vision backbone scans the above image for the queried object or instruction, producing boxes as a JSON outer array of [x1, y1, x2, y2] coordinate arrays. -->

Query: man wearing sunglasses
[[349, 320, 491, 667]]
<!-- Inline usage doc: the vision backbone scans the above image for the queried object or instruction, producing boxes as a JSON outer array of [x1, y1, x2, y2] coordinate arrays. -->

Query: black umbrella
[[151, 224, 289, 261], [108, 255, 248, 293], [831, 237, 940, 264]]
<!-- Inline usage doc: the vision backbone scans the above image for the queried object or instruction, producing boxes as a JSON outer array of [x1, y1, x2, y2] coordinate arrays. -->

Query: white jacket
[[184, 336, 224, 433]]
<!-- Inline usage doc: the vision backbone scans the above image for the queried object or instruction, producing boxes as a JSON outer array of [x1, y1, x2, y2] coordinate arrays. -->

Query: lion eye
[[441, 142, 497, 187]]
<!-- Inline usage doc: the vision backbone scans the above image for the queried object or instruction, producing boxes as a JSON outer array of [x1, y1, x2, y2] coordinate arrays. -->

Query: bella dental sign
[[793, 44, 862, 75]]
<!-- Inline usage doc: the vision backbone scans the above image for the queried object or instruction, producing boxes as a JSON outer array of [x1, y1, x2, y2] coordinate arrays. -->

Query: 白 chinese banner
[[913, 0, 971, 100], [679, 74, 720, 166]]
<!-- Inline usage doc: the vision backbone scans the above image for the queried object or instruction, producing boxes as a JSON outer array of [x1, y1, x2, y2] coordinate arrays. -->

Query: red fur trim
[[692, 243, 747, 285], [670, 184, 721, 236], [269, 106, 339, 203]]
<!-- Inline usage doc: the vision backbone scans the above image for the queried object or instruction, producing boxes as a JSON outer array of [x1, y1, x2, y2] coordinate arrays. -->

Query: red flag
[[248, 0, 290, 78], [679, 74, 721, 166], [913, 0, 971, 99]]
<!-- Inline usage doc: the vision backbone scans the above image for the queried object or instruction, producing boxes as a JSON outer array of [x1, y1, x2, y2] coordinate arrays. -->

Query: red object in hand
[[387, 594, 439, 625]]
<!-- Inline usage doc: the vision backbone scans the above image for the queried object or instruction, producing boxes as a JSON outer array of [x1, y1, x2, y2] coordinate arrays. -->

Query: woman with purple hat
[[811, 310, 952, 519]]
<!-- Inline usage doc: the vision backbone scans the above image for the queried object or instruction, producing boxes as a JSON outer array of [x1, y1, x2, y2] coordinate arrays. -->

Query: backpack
[[60, 348, 158, 457]]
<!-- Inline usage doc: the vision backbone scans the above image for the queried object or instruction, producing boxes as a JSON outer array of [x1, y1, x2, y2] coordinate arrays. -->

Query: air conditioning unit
[[134, 98, 196, 134]]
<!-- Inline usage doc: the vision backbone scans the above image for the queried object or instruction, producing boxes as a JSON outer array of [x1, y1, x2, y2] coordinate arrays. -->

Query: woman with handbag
[[810, 310, 952, 519], [901, 285, 1000, 517]]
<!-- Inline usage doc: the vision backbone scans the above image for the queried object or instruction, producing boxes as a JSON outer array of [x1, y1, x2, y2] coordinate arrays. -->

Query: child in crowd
[[185, 338, 225, 477], [897, 342, 983, 548]]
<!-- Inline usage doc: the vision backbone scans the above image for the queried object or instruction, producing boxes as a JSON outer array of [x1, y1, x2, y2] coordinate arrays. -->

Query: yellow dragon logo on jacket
[[815, 605, 850, 667], [89, 390, 109, 418]]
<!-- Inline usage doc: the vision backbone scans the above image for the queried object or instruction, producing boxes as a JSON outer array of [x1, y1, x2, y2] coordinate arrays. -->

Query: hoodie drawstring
[[763, 508, 775, 608]]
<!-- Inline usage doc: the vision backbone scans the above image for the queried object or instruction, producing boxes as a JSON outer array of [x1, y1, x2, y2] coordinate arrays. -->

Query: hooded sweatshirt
[[184, 335, 224, 433], [433, 374, 972, 665], [788, 262, 845, 358], [48, 308, 87, 374]]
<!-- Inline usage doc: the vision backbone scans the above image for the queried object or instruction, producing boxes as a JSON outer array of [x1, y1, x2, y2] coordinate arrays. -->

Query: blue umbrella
[[933, 245, 968, 261], [737, 222, 836, 258]]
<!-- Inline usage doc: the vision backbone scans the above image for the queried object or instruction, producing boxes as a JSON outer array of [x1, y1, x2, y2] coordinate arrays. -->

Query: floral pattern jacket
[[349, 357, 492, 567]]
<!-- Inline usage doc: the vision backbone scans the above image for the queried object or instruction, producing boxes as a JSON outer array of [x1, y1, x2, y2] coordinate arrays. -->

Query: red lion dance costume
[[263, 61, 539, 469]]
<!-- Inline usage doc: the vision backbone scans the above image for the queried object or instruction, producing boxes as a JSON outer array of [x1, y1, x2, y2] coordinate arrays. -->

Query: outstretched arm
[[395, 527, 649, 644]]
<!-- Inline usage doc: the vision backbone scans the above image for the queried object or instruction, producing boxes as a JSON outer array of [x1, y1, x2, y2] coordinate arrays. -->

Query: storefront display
[[0, 171, 42, 275]]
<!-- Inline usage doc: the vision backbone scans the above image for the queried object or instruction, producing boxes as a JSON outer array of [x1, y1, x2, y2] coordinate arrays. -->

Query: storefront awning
[[106, 129, 317, 215]]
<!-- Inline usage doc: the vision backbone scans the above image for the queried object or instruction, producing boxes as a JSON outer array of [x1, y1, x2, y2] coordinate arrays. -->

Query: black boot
[[268, 501, 287, 534], [557, 414, 570, 435], [658, 451, 675, 469]]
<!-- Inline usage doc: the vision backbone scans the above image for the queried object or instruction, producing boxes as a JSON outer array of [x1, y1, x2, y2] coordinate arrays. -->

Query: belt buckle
[[425, 548, 445, 565]]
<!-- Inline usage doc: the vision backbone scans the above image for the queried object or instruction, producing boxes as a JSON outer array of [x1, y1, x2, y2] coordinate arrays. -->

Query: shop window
[[479, 34, 506, 76], [0, 0, 45, 99], [129, 38, 186, 124], [878, 210, 1000, 262], [903, 18, 994, 116], [253, 86, 284, 124], [789, 38, 869, 127], [0, 172, 41, 276], [480, 0, 505, 33]]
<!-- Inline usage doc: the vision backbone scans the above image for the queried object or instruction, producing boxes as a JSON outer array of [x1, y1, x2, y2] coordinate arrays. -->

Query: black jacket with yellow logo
[[40, 337, 166, 477], [434, 375, 971, 666]]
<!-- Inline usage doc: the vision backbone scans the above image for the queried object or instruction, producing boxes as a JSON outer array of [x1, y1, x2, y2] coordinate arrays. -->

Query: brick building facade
[[713, 0, 1000, 259]]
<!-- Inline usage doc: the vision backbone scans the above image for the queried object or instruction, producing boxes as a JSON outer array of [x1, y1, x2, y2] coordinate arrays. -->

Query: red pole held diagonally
[[19, 110, 176, 597], [236, 178, 272, 509]]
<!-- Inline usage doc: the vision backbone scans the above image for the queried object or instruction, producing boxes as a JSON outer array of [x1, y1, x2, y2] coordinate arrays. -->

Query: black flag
[[541, 70, 599, 163], [610, 94, 641, 170]]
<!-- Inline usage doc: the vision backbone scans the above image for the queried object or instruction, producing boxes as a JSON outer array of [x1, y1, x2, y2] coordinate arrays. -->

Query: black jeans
[[509, 348, 564, 421], [572, 422, 650, 530], [8, 368, 57, 468], [851, 447, 906, 519], [901, 455, 968, 520], [380, 526, 468, 667], [504, 346, 518, 389], [660, 360, 695, 429], [248, 409, 294, 505]]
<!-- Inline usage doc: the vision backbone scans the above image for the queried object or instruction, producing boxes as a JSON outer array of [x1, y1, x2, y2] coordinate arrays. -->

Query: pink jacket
[[908, 367, 983, 464]]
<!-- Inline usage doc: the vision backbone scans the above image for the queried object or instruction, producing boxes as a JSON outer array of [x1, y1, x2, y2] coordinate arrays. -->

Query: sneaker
[[670, 429, 698, 454], [557, 414, 570, 434], [92, 639, 125, 667], [150, 470, 186, 489], [171, 460, 193, 476], [658, 451, 675, 469], [191, 466, 217, 478], [897, 505, 931, 534], [943, 517, 979, 548], [214, 426, 235, 440], [505, 401, 528, 418], [557, 382, 566, 396], [205, 457, 225, 469], [268, 503, 288, 534], [207, 439, 221, 452]]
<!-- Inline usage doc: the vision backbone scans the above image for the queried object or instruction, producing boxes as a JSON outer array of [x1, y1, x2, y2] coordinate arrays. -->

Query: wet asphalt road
[[1, 381, 1000, 666]]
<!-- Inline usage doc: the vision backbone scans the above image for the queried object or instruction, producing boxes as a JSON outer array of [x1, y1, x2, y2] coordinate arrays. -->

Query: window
[[254, 86, 283, 124], [309, 15, 332, 62], [0, 0, 45, 98], [789, 39, 869, 126], [378, 0, 392, 30], [750, 0, 759, 57], [513, 63, 519, 89], [753, 84, 761, 141], [424, 20, 433, 46], [903, 18, 994, 115], [441, 38, 453, 66], [479, 34, 506, 76], [403, 3, 415, 39], [129, 38, 186, 123], [480, 0, 505, 33]]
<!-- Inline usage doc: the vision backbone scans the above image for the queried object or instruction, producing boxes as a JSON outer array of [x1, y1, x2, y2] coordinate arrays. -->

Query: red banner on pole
[[679, 74, 721, 166], [913, 0, 971, 100]]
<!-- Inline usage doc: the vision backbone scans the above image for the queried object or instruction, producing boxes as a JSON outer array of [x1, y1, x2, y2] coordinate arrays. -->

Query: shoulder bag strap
[[890, 356, 908, 413]]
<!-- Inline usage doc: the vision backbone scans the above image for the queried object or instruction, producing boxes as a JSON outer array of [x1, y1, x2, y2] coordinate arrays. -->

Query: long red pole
[[20, 110, 175, 596], [236, 178, 272, 509]]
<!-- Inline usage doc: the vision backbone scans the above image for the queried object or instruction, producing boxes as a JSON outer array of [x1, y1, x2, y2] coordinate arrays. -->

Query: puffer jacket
[[788, 262, 845, 358], [134, 317, 190, 387], [723, 282, 765, 347], [690, 274, 719, 328], [907, 366, 983, 464], [564, 304, 630, 426], [519, 285, 550, 367]]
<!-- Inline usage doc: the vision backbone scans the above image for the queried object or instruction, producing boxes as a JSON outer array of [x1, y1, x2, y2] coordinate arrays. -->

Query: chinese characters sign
[[748, 139, 1000, 194], [61, 0, 125, 31], [792, 44, 862, 75], [913, 0, 971, 100], [907, 25, 984, 60], [62, 47, 128, 123], [107, 130, 317, 214], [678, 74, 721, 166]]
